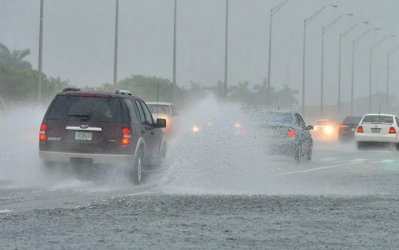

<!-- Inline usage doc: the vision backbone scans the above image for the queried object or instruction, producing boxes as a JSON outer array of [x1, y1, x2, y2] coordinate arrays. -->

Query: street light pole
[[266, 0, 290, 106], [301, 5, 338, 116], [113, 0, 119, 86], [369, 35, 395, 112], [350, 28, 379, 115], [223, 0, 228, 98], [37, 0, 44, 104], [385, 46, 399, 111], [320, 13, 352, 117], [337, 21, 368, 115], [173, 0, 177, 103]]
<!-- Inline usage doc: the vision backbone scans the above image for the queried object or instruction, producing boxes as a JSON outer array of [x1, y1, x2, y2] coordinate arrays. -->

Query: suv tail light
[[122, 127, 131, 145], [339, 124, 347, 130], [288, 129, 296, 137], [389, 127, 396, 134], [39, 124, 47, 141], [357, 126, 363, 133]]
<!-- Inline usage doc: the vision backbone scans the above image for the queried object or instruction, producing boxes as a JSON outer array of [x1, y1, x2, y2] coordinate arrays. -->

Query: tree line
[[0, 43, 299, 108]]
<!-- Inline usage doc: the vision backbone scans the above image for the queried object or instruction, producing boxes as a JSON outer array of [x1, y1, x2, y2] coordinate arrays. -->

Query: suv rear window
[[343, 116, 362, 124], [362, 115, 393, 124], [47, 95, 122, 122]]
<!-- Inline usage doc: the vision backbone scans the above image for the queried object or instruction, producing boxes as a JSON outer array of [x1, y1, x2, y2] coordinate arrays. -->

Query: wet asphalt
[[2, 138, 399, 249]]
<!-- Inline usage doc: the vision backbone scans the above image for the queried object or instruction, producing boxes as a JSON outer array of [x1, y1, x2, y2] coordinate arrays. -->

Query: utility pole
[[301, 5, 338, 115], [266, 0, 290, 106], [350, 27, 379, 115], [223, 0, 229, 98], [113, 0, 119, 86], [320, 13, 352, 117], [369, 35, 395, 112], [172, 0, 177, 103], [337, 22, 368, 115], [37, 0, 44, 104]]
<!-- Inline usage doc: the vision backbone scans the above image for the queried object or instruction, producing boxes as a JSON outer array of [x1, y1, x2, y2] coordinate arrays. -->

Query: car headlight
[[191, 125, 200, 133], [324, 126, 334, 135]]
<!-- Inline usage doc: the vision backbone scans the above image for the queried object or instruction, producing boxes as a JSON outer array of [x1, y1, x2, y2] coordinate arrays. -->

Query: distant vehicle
[[39, 88, 167, 185], [0, 97, 6, 125], [188, 119, 245, 136], [146, 102, 177, 136], [355, 114, 399, 150], [311, 119, 339, 140], [252, 109, 313, 162], [338, 116, 363, 141]]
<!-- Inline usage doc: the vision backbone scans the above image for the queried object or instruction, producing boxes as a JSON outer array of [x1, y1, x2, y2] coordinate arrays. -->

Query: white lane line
[[381, 159, 395, 163], [270, 160, 369, 176], [352, 158, 368, 162], [321, 158, 336, 161], [0, 209, 12, 214]]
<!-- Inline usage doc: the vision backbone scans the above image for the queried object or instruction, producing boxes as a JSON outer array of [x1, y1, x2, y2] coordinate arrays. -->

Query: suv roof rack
[[62, 87, 81, 92], [115, 89, 132, 95]]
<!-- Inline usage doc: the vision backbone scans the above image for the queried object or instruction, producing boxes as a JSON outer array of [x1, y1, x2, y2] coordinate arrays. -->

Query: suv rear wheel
[[131, 150, 144, 185]]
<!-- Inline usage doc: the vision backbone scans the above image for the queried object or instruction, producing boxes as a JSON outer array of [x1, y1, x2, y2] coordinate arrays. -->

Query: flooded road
[[2, 106, 399, 249]]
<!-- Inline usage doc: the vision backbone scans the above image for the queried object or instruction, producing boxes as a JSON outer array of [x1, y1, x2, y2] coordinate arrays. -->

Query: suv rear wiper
[[68, 114, 90, 118], [67, 114, 91, 120]]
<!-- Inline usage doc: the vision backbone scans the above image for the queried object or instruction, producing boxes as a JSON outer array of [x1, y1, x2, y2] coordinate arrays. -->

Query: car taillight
[[389, 127, 396, 134], [288, 130, 296, 137], [39, 124, 47, 141], [339, 124, 346, 130], [122, 127, 131, 145], [357, 126, 363, 133]]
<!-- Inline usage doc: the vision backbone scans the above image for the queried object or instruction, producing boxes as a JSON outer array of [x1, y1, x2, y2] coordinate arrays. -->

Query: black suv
[[39, 88, 167, 185]]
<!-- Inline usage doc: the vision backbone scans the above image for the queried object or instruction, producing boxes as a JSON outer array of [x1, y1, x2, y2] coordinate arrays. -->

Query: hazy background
[[1, 0, 398, 105]]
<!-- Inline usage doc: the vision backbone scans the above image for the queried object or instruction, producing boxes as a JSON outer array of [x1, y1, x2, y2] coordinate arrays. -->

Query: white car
[[145, 102, 178, 135], [355, 114, 399, 149]]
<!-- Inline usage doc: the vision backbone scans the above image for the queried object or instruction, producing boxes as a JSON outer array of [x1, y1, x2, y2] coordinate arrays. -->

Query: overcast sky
[[1, 0, 398, 105]]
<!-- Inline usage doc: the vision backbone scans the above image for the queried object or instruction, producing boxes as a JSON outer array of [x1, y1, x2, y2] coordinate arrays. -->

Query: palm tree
[[0, 43, 32, 70], [274, 84, 298, 108]]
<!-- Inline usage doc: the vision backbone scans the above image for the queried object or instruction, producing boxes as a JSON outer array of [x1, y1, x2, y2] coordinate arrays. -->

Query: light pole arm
[[341, 23, 359, 39], [324, 14, 349, 33], [305, 6, 329, 25], [271, 0, 290, 15], [371, 35, 389, 51], [354, 28, 374, 45], [388, 45, 399, 56]]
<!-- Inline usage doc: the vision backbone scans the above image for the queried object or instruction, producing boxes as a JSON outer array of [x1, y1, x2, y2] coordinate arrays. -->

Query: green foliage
[[0, 44, 68, 103], [0, 43, 32, 70], [83, 75, 186, 103], [0, 43, 298, 107]]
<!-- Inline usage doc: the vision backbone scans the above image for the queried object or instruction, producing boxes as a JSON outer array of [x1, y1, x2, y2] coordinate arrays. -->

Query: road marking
[[352, 158, 368, 162], [381, 159, 395, 163], [321, 158, 336, 161], [0, 209, 12, 214], [270, 160, 368, 176]]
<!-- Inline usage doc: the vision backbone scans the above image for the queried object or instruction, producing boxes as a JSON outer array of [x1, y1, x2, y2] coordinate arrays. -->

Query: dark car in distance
[[252, 110, 314, 162], [39, 88, 167, 185], [338, 116, 363, 142]]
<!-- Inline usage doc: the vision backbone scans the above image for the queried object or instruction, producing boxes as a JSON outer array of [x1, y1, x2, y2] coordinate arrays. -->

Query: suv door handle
[[141, 129, 146, 134]]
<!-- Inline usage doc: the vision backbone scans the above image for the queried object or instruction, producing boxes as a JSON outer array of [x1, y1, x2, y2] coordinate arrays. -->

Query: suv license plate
[[371, 128, 381, 133], [75, 132, 93, 140]]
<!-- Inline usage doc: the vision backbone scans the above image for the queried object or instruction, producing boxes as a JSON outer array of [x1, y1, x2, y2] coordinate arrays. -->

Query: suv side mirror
[[306, 125, 314, 130], [154, 118, 167, 128]]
